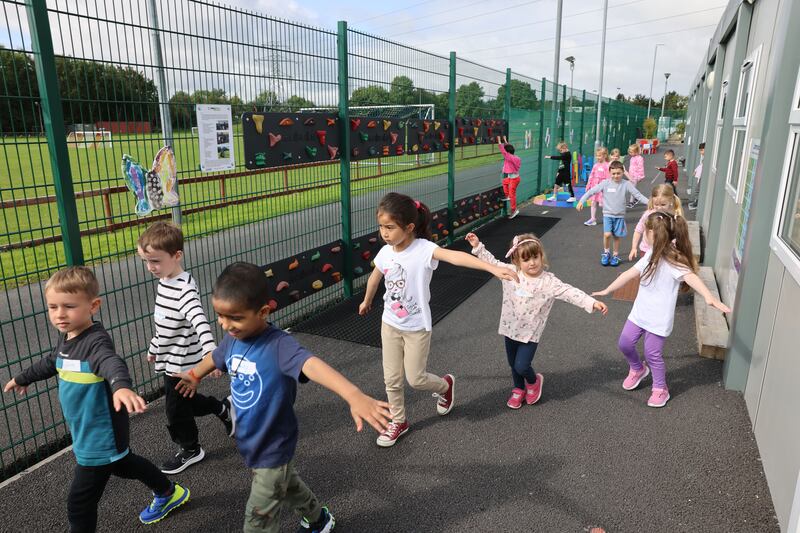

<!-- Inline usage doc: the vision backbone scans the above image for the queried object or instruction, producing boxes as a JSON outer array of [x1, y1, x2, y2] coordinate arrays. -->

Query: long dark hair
[[642, 212, 697, 291], [377, 192, 432, 240]]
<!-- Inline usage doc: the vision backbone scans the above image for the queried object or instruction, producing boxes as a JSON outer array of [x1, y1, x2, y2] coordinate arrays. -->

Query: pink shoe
[[525, 373, 544, 405], [622, 365, 650, 390], [647, 388, 670, 408], [506, 388, 524, 409]]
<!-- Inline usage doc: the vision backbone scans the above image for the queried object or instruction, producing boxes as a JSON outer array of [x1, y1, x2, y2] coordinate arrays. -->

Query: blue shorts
[[603, 216, 627, 237]]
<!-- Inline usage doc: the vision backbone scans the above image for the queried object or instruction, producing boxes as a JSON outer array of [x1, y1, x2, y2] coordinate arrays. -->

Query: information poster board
[[196, 104, 235, 172]]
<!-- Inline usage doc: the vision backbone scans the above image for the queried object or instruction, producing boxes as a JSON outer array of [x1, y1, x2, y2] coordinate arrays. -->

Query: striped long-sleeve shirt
[[149, 271, 216, 374]]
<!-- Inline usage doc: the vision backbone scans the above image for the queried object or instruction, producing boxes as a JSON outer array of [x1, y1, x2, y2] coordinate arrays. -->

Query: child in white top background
[[628, 183, 684, 261], [360, 192, 517, 446], [466, 232, 607, 409], [583, 147, 610, 226], [592, 212, 731, 408]]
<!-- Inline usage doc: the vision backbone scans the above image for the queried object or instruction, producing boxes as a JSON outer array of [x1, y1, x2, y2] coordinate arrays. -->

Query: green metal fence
[[0, 0, 672, 480]]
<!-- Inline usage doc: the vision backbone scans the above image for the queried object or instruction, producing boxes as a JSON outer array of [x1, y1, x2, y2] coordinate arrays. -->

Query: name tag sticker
[[514, 287, 533, 298], [608, 187, 617, 193], [61, 358, 82, 372]]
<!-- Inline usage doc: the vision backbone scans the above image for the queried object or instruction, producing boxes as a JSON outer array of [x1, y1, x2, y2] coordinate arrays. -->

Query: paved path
[[0, 145, 779, 531]]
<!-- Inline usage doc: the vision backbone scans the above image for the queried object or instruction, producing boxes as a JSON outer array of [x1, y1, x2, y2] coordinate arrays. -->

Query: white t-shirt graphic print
[[629, 251, 690, 337], [374, 238, 439, 331]]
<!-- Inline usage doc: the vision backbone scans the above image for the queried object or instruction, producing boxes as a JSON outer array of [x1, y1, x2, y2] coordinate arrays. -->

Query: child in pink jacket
[[498, 136, 522, 219], [584, 147, 610, 226], [625, 144, 646, 208]]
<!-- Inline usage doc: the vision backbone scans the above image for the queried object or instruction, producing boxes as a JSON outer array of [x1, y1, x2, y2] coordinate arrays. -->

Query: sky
[[235, 0, 726, 100]]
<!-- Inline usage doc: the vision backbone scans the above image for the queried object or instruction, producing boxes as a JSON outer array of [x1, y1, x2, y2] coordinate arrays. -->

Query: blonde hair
[[628, 143, 640, 155], [45, 266, 100, 299], [138, 221, 184, 255], [508, 233, 549, 269], [642, 212, 697, 291], [648, 183, 684, 216], [610, 148, 621, 158], [556, 141, 568, 150], [594, 147, 609, 161]]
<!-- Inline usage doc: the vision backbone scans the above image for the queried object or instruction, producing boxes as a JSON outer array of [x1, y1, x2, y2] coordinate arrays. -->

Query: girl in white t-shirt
[[592, 212, 731, 408], [359, 192, 517, 447]]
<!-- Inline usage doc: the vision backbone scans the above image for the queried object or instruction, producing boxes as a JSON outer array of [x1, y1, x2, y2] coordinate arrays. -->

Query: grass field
[[0, 130, 501, 288]]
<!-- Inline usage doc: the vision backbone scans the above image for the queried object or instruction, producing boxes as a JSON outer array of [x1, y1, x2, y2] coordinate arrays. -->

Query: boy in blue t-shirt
[[3, 266, 189, 531], [173, 262, 392, 532]]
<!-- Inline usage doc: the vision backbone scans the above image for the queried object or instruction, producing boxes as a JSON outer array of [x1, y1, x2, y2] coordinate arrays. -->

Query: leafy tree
[[168, 91, 194, 128], [496, 79, 539, 112], [283, 95, 315, 111], [630, 94, 650, 107], [615, 93, 627, 102], [455, 82, 486, 117], [349, 85, 391, 106], [0, 48, 39, 133], [388, 75, 416, 105]]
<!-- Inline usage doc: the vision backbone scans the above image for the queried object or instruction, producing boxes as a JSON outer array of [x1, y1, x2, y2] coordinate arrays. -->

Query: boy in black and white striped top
[[138, 222, 234, 475]]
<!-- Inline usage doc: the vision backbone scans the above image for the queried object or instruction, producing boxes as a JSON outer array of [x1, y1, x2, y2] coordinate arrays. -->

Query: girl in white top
[[466, 232, 607, 409], [593, 212, 731, 408], [359, 192, 517, 447]]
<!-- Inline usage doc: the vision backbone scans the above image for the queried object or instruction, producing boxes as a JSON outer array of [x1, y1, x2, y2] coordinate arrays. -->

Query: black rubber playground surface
[[292, 215, 560, 347]]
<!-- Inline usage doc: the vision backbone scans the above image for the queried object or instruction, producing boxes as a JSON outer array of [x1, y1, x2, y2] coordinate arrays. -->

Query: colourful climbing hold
[[473, 127, 479, 136], [268, 299, 279, 311], [396, 145, 404, 155], [352, 147, 360, 157], [254, 152, 266, 166], [331, 246, 341, 253], [474, 118, 482, 127], [251, 114, 265, 134], [316, 130, 327, 146], [367, 120, 377, 128], [312, 280, 323, 290], [331, 272, 342, 282], [265, 269, 274, 278], [368, 146, 378, 156], [432, 233, 438, 241], [361, 251, 371, 260], [288, 258, 299, 270], [353, 242, 361, 249], [289, 290, 301, 301], [282, 152, 293, 160], [321, 263, 333, 273], [438, 131, 446, 141], [269, 133, 282, 147], [311, 251, 321, 261], [398, 121, 406, 128], [442, 230, 449, 236], [359, 132, 369, 142], [370, 261, 375, 268], [276, 280, 289, 292], [412, 144, 419, 152], [305, 146, 318, 158], [326, 118, 336, 126], [327, 145, 338, 159], [423, 121, 431, 133], [354, 267, 364, 275], [279, 118, 294, 126], [390, 132, 399, 144], [304, 118, 315, 126], [368, 237, 377, 244], [434, 121, 441, 130], [422, 144, 430, 151], [382, 146, 390, 156], [383, 120, 392, 130], [350, 118, 361, 130], [458, 127, 464, 138]]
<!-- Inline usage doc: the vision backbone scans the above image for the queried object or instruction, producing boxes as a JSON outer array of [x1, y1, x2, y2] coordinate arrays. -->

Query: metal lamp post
[[661, 72, 671, 118], [647, 43, 664, 118], [565, 56, 575, 110]]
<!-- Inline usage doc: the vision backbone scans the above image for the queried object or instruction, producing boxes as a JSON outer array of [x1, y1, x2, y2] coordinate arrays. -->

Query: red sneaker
[[376, 421, 409, 447], [435, 374, 455, 415], [525, 373, 544, 405], [506, 388, 525, 409]]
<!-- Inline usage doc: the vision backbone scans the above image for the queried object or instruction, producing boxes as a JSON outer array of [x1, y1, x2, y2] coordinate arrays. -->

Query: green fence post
[[561, 84, 567, 142], [337, 21, 353, 297], [537, 78, 546, 194], [447, 52, 457, 243], [26, 0, 84, 266]]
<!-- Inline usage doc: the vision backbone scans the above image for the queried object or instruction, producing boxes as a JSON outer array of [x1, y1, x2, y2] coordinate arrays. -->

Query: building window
[[727, 46, 762, 201], [780, 133, 800, 256], [712, 81, 728, 172]]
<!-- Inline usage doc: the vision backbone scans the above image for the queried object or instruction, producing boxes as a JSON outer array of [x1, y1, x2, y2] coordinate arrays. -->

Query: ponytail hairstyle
[[642, 212, 697, 291], [377, 192, 432, 241], [504, 144, 515, 154], [647, 183, 684, 216]]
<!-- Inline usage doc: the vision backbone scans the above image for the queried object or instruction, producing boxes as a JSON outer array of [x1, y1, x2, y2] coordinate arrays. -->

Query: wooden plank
[[694, 266, 729, 360], [612, 276, 639, 302]]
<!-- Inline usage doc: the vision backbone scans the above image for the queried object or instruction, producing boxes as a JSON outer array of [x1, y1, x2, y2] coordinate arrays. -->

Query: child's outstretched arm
[[592, 266, 641, 297], [301, 356, 392, 433], [433, 247, 519, 282], [3, 352, 58, 396], [682, 273, 733, 313], [172, 353, 219, 398], [359, 266, 384, 315], [465, 233, 507, 268], [629, 231, 643, 261], [576, 182, 603, 211]]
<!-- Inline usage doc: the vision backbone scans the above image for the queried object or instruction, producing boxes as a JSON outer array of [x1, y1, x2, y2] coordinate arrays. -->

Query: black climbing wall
[[242, 112, 340, 170], [406, 119, 451, 154], [348, 117, 405, 160], [455, 117, 508, 146]]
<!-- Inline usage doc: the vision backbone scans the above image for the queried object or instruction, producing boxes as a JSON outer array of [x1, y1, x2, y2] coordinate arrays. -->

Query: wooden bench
[[687, 220, 701, 263], [694, 266, 729, 360]]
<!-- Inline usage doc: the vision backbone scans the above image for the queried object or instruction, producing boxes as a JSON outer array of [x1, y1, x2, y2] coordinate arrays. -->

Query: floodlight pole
[[647, 44, 664, 119], [595, 0, 608, 149]]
